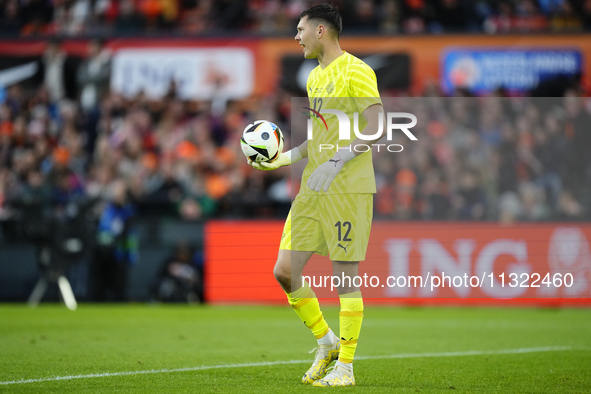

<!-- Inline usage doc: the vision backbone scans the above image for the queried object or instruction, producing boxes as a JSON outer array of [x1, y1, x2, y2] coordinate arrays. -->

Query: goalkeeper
[[249, 3, 385, 388]]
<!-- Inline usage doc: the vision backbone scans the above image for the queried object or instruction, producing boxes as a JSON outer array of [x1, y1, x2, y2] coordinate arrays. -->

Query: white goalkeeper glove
[[307, 149, 356, 192], [248, 147, 302, 171]]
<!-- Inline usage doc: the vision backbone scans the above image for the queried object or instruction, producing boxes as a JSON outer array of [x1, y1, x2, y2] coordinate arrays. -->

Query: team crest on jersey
[[326, 81, 335, 95]]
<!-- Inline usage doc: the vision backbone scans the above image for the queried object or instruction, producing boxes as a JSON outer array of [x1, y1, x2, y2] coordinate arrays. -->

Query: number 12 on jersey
[[335, 221, 352, 242]]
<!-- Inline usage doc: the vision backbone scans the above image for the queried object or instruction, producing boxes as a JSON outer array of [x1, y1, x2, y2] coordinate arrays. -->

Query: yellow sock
[[286, 281, 330, 339], [339, 291, 364, 363]]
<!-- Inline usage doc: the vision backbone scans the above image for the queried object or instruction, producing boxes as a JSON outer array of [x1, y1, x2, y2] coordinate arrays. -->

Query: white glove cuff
[[335, 148, 356, 164], [286, 147, 303, 164]]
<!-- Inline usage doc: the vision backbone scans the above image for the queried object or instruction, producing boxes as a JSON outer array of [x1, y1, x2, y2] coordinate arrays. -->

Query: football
[[240, 120, 284, 163]]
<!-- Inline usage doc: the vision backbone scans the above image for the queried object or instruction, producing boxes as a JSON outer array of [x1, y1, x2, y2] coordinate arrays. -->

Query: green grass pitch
[[1, 304, 590, 393]]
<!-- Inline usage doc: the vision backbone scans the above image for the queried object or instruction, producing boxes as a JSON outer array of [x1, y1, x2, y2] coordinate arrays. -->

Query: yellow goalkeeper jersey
[[302, 51, 382, 195]]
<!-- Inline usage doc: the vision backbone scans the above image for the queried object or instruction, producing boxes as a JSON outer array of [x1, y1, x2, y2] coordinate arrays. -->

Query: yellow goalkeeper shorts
[[279, 193, 373, 262]]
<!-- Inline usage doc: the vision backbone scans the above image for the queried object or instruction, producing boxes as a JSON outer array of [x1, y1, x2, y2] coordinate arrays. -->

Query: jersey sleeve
[[348, 62, 382, 113]]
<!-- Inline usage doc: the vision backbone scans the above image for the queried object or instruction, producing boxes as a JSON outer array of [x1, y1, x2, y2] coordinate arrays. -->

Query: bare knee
[[273, 258, 292, 292], [274, 250, 311, 293]]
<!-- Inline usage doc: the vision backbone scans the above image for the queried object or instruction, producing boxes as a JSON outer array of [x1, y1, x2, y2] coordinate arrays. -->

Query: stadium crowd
[[372, 89, 591, 222], [1, 37, 590, 228], [1, 0, 591, 37]]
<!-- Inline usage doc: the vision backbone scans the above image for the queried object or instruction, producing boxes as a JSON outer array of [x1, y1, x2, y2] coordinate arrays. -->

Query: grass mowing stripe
[[0, 346, 576, 386]]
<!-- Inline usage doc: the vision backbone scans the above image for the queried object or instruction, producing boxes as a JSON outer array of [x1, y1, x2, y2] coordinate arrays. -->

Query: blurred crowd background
[[372, 92, 591, 223], [1, 39, 590, 231], [1, 0, 591, 37], [1, 0, 590, 301]]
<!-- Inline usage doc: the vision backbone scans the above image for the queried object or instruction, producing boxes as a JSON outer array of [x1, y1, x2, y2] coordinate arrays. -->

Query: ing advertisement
[[205, 221, 591, 306]]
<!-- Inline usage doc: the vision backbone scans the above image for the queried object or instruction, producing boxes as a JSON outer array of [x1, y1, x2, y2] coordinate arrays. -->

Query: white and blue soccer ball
[[240, 120, 284, 163]]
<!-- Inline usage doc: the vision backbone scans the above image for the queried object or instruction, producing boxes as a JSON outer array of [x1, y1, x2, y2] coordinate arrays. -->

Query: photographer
[[89, 178, 138, 302]]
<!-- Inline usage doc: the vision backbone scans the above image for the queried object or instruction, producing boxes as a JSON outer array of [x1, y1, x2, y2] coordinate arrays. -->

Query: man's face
[[295, 16, 320, 59]]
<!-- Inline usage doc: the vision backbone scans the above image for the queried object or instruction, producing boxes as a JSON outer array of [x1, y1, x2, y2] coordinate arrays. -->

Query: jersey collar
[[319, 51, 347, 72]]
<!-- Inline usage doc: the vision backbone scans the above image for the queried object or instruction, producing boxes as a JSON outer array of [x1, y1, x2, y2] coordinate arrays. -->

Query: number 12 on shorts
[[335, 221, 352, 242]]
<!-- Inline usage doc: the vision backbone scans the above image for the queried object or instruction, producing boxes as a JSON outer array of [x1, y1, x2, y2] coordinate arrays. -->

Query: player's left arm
[[306, 104, 384, 192], [307, 60, 384, 192], [348, 103, 386, 154]]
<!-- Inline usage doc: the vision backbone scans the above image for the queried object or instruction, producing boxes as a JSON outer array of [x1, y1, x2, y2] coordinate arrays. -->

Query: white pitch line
[[354, 346, 574, 361], [0, 346, 575, 386]]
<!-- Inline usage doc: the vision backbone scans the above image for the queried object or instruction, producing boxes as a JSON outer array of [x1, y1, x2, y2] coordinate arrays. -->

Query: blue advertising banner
[[441, 49, 583, 94]]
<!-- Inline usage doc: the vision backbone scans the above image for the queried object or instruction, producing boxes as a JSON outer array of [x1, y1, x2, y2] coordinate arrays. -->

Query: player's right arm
[[248, 141, 308, 171]]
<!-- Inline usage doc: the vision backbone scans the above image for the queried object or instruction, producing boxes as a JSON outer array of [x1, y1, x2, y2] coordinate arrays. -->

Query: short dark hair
[[299, 3, 343, 39]]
